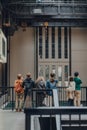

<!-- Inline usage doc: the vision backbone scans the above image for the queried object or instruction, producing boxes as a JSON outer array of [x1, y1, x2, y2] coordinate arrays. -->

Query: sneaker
[[16, 108, 18, 112], [19, 109, 22, 112]]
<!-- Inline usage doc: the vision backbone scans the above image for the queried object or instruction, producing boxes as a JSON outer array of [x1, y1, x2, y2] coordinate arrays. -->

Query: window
[[58, 27, 61, 58], [52, 27, 55, 58], [52, 65, 56, 76], [64, 65, 68, 81], [38, 65, 44, 76], [64, 27, 68, 58], [39, 27, 42, 58], [45, 28, 49, 58], [45, 65, 49, 80], [58, 66, 62, 86], [0, 29, 7, 63]]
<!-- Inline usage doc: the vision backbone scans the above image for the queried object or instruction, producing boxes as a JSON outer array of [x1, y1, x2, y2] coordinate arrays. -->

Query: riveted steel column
[[36, 27, 38, 79]]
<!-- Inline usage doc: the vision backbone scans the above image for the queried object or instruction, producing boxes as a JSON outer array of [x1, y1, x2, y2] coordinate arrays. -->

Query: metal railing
[[0, 87, 15, 110], [24, 107, 87, 130], [0, 86, 87, 110], [24, 88, 87, 130], [8, 0, 87, 4], [5, 0, 87, 19]]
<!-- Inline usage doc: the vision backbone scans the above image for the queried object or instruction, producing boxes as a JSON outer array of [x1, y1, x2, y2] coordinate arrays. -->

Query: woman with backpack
[[35, 76, 46, 106]]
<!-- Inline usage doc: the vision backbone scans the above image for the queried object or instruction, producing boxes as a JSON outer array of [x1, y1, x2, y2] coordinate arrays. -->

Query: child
[[66, 76, 75, 106], [74, 72, 82, 106]]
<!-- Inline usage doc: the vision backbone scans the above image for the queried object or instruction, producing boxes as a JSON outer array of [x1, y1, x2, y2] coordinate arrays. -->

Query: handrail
[[7, 1, 87, 5], [24, 88, 87, 130], [24, 106, 87, 130], [24, 106, 87, 114]]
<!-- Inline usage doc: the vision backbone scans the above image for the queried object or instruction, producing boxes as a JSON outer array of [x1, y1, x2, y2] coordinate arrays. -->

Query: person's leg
[[37, 93, 41, 106], [77, 91, 81, 106], [25, 95, 32, 107], [15, 93, 19, 111], [68, 99, 71, 106], [47, 95, 50, 107], [74, 91, 77, 106], [71, 99, 74, 106], [28, 95, 32, 107], [19, 93, 24, 111], [24, 90, 27, 101], [50, 96, 52, 107]]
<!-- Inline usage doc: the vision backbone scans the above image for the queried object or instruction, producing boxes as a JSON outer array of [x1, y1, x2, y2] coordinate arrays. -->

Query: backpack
[[38, 81, 45, 89], [23, 79, 34, 90], [14, 80, 24, 93]]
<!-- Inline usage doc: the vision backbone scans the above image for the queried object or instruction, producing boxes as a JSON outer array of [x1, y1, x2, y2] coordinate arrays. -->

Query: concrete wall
[[72, 28, 87, 86], [10, 27, 35, 86]]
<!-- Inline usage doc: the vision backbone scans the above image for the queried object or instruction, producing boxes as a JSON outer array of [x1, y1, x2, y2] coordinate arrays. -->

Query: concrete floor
[[0, 109, 25, 130]]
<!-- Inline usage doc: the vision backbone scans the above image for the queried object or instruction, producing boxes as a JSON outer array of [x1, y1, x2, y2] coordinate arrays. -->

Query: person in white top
[[66, 76, 75, 106]]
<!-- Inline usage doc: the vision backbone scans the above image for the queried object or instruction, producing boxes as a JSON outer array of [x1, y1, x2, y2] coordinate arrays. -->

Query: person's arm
[[22, 80, 25, 88], [14, 80, 17, 91], [46, 81, 50, 89], [79, 79, 82, 84]]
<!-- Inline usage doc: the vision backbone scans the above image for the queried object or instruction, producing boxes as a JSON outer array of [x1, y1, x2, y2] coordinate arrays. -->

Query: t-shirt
[[74, 77, 82, 90], [46, 79, 58, 95]]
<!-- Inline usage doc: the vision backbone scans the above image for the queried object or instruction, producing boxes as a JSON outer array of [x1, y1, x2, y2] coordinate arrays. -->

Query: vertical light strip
[[45, 27, 49, 58], [45, 65, 49, 80], [52, 27, 55, 58], [64, 27, 68, 58], [58, 27, 61, 58], [64, 65, 68, 81], [39, 27, 42, 59]]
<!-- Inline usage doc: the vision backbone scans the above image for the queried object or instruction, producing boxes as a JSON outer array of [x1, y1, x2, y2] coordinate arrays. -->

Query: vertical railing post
[[86, 87, 87, 106], [25, 114, 31, 130], [12, 87, 14, 111]]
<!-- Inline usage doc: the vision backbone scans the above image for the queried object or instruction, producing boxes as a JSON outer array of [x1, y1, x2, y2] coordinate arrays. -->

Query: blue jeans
[[68, 98, 74, 106]]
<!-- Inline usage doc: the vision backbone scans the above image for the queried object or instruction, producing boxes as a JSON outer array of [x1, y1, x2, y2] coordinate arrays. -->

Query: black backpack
[[23, 79, 34, 89], [37, 81, 45, 89]]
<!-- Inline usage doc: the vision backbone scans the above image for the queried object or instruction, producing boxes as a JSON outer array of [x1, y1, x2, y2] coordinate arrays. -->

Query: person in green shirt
[[74, 72, 82, 106]]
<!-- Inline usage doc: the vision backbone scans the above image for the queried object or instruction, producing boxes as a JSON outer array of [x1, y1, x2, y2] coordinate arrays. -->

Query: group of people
[[14, 72, 34, 112], [14, 71, 82, 112], [14, 72, 58, 111], [66, 72, 82, 106]]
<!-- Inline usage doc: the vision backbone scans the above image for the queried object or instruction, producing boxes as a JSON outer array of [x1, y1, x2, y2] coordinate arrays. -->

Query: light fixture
[[44, 22, 48, 29], [3, 15, 11, 27], [21, 22, 27, 31]]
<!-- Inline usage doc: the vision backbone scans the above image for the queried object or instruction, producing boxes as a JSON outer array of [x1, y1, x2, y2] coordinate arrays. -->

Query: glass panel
[[45, 65, 49, 80], [52, 65, 56, 75], [64, 65, 68, 86], [38, 65, 44, 76], [58, 66, 62, 86]]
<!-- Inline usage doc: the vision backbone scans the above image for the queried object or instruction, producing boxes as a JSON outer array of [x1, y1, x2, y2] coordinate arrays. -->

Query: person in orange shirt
[[14, 74, 24, 112]]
